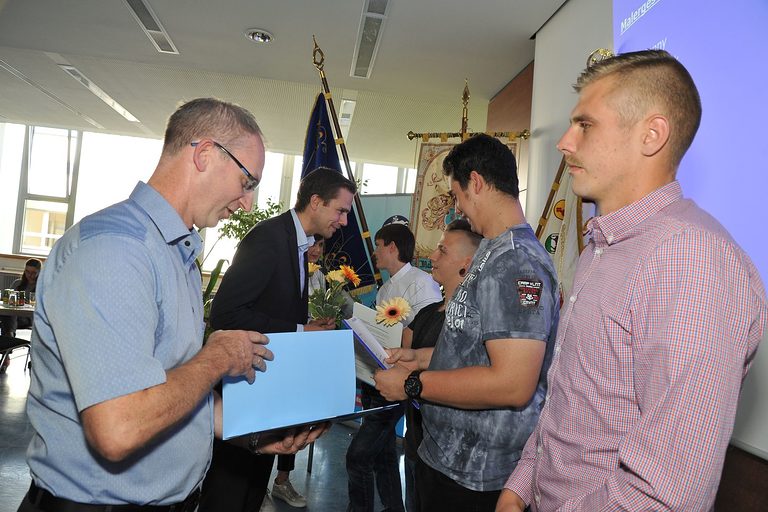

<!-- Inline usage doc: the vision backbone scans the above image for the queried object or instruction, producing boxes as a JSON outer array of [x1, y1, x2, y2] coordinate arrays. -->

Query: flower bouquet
[[308, 264, 361, 326]]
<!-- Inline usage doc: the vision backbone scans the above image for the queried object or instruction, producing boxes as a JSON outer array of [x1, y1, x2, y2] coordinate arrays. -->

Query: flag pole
[[535, 157, 568, 240], [312, 36, 381, 285]]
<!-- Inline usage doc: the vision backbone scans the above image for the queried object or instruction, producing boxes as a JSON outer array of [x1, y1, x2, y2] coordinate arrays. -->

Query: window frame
[[13, 125, 82, 255]]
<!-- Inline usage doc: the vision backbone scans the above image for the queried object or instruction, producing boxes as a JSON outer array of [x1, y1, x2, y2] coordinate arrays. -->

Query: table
[[0, 303, 34, 318], [0, 303, 34, 369]]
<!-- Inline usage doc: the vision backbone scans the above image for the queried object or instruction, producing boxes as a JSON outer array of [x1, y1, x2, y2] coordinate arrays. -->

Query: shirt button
[[184, 241, 190, 247], [537, 444, 542, 455], [569, 295, 577, 303], [535, 493, 541, 505], [546, 391, 551, 401], [555, 345, 561, 355], [594, 248, 603, 255]]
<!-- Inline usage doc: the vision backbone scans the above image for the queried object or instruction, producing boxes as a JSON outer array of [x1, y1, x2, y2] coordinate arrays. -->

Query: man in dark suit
[[199, 167, 357, 511]]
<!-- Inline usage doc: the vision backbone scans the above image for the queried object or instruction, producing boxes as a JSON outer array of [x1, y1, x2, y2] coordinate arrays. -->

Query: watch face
[[405, 372, 422, 399]]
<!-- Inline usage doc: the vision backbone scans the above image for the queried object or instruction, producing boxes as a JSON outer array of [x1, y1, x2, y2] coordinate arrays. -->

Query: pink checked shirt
[[506, 181, 767, 511]]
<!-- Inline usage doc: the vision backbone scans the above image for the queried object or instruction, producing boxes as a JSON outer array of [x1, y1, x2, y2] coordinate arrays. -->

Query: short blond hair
[[575, 50, 701, 167], [161, 98, 262, 157]]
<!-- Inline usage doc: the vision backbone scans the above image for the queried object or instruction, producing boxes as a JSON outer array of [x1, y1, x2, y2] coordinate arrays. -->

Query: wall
[[486, 62, 534, 210], [486, 62, 534, 133], [525, 0, 612, 225]]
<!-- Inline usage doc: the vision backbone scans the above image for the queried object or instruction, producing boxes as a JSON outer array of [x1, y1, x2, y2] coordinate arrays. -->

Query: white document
[[352, 302, 403, 349], [345, 302, 403, 385]]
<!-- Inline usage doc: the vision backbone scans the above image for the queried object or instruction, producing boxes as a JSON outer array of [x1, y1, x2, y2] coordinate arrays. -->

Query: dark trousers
[[404, 455, 419, 512], [277, 454, 294, 473], [416, 458, 501, 512], [17, 482, 200, 512], [198, 438, 274, 512], [346, 389, 405, 512], [16, 494, 36, 512]]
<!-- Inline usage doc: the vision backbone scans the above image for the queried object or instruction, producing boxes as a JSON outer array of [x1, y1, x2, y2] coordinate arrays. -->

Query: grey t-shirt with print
[[418, 223, 559, 492]]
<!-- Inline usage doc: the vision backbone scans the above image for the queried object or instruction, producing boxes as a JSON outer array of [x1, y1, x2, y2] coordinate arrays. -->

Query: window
[[20, 200, 67, 254], [0, 123, 26, 254], [201, 151, 293, 272], [403, 168, 417, 193], [1, 123, 418, 270], [289, 156, 304, 206], [26, 127, 76, 198], [13, 126, 81, 256], [200, 227, 238, 274], [255, 151, 284, 211], [74, 132, 160, 223], [360, 163, 398, 195], [288, 158, 358, 205]]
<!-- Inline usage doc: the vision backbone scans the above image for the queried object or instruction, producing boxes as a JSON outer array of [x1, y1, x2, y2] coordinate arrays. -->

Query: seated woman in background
[[1, 258, 42, 371]]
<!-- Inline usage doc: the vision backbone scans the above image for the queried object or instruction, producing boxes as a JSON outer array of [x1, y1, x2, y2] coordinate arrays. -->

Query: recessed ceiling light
[[245, 28, 274, 44]]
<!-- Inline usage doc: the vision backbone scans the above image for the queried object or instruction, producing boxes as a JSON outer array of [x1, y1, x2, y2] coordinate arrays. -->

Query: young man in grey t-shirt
[[375, 134, 559, 512]]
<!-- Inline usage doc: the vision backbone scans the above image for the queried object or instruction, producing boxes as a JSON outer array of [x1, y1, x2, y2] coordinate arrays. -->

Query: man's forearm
[[81, 341, 233, 462], [420, 365, 531, 409], [420, 339, 544, 409]]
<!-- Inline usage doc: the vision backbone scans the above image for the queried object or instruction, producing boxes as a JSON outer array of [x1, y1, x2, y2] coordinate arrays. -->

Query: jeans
[[346, 389, 405, 512]]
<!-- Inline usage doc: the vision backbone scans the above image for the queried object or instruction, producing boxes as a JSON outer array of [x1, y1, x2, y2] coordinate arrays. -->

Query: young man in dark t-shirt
[[375, 135, 559, 512]]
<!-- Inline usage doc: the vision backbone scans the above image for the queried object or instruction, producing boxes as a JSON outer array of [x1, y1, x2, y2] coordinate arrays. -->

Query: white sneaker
[[271, 480, 307, 508]]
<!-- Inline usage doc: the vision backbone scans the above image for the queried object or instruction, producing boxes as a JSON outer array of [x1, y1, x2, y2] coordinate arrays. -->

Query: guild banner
[[409, 140, 518, 272]]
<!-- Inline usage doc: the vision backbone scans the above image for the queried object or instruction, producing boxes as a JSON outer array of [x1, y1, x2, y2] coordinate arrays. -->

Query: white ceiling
[[0, 0, 565, 166]]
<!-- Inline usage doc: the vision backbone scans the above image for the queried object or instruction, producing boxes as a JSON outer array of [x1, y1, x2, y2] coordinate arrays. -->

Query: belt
[[26, 482, 201, 512]]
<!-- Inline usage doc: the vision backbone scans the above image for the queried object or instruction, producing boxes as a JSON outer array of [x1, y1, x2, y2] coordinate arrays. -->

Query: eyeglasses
[[191, 140, 260, 192]]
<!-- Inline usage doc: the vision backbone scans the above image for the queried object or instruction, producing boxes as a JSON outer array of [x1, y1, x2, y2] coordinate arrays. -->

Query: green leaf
[[217, 199, 283, 242], [204, 258, 227, 304]]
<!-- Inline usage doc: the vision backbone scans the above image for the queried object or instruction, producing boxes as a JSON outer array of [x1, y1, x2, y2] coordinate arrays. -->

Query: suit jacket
[[210, 210, 308, 334]]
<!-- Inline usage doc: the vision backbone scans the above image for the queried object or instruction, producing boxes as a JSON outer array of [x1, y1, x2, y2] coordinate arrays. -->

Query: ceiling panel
[[0, 0, 565, 166]]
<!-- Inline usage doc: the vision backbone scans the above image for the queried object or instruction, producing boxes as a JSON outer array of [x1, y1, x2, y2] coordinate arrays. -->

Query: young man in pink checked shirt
[[498, 50, 767, 511]]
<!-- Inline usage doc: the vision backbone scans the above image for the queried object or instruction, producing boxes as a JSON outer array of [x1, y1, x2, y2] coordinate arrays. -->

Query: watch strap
[[405, 370, 424, 400]]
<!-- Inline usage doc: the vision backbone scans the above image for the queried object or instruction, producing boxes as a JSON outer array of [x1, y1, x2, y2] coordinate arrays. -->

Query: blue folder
[[223, 329, 360, 438]]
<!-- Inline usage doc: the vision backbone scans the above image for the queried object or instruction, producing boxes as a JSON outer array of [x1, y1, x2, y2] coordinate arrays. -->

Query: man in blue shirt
[[19, 98, 325, 512]]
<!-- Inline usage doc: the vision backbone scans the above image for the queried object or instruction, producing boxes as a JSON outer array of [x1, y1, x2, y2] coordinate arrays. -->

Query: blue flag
[[302, 93, 376, 290]]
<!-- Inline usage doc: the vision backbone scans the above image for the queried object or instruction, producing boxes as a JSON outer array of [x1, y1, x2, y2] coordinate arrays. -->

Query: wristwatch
[[404, 370, 424, 400], [248, 432, 261, 455]]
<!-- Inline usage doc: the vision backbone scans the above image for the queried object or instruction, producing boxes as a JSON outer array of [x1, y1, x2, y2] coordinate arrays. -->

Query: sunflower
[[326, 269, 346, 283], [308, 262, 321, 275], [375, 297, 412, 326], [340, 265, 361, 287]]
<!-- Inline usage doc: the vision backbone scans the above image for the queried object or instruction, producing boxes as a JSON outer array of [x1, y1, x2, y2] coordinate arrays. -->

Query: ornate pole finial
[[587, 48, 614, 67], [406, 80, 530, 142], [312, 35, 325, 72]]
